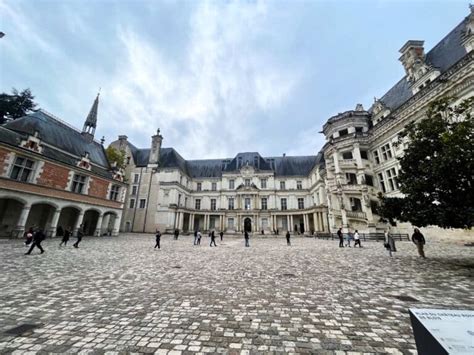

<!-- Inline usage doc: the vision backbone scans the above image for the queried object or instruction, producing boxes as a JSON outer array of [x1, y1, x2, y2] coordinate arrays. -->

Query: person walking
[[174, 229, 179, 240], [210, 230, 217, 247], [197, 230, 202, 245], [337, 227, 344, 248], [353, 230, 362, 247], [345, 230, 352, 247], [25, 229, 45, 255], [59, 227, 71, 247], [220, 231, 224, 241], [73, 227, 84, 248], [244, 230, 250, 247], [286, 230, 291, 246], [384, 230, 397, 257], [193, 230, 198, 245], [155, 230, 161, 249], [412, 228, 426, 258]]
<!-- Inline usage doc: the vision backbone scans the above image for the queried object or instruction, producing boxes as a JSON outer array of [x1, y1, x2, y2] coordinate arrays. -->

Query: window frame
[[281, 198, 287, 210], [296, 181, 302, 190], [297, 198, 304, 209], [197, 182, 202, 191], [228, 197, 234, 210], [195, 199, 201, 210], [109, 185, 120, 201], [210, 198, 216, 211], [10, 156, 35, 182], [261, 197, 267, 210], [280, 181, 286, 190], [71, 174, 87, 194], [139, 199, 146, 209]]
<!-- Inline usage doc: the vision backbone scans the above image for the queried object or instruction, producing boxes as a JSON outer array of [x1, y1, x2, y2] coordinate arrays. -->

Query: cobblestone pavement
[[0, 234, 473, 354]]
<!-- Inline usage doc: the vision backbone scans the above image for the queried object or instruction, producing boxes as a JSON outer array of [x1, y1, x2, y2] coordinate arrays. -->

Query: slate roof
[[377, 18, 468, 112], [128, 146, 322, 178], [0, 110, 113, 178]]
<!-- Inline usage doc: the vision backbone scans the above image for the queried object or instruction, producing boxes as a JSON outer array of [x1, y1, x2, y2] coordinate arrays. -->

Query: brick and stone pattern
[[88, 177, 110, 199], [0, 235, 472, 354], [36, 162, 69, 190]]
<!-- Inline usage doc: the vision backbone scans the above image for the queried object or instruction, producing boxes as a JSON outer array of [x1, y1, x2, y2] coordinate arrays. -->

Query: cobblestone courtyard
[[0, 234, 473, 354]]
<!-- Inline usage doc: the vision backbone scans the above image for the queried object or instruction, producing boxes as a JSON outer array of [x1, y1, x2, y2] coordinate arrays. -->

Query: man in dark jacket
[[155, 230, 161, 249], [59, 227, 71, 247], [412, 228, 426, 258], [286, 230, 291, 246], [210, 230, 217, 247], [219, 231, 224, 241], [25, 229, 45, 255], [244, 231, 250, 247], [73, 227, 84, 248], [174, 229, 179, 240], [337, 227, 344, 247]]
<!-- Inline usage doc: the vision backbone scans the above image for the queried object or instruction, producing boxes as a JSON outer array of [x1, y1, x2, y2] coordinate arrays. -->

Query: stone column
[[190, 213, 194, 231], [313, 212, 318, 231], [178, 212, 184, 230], [73, 211, 85, 237], [94, 213, 104, 237], [290, 215, 294, 233], [47, 207, 62, 238], [204, 214, 209, 231], [16, 204, 32, 237], [303, 214, 309, 234], [112, 214, 120, 236]]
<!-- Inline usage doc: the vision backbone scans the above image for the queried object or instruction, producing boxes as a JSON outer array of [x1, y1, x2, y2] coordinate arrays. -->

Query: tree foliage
[[0, 88, 38, 124], [378, 97, 474, 229], [105, 146, 126, 170]]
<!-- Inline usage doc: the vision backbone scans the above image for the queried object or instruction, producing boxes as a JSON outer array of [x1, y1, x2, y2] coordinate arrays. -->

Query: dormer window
[[10, 156, 35, 182]]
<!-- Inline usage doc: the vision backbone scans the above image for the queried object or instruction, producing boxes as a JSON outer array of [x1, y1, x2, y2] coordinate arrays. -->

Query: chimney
[[148, 129, 163, 166], [399, 40, 425, 82], [118, 135, 128, 150]]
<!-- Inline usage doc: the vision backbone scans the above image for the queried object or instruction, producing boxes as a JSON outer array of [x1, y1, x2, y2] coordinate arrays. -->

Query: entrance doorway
[[244, 217, 252, 232]]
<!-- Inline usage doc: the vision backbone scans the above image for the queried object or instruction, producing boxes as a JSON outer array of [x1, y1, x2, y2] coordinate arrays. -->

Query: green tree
[[378, 97, 474, 229], [105, 146, 126, 170], [0, 88, 38, 124]]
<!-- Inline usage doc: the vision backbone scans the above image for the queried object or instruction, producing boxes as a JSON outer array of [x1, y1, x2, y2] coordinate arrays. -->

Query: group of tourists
[[336, 226, 426, 258], [23, 225, 84, 255], [337, 228, 362, 248]]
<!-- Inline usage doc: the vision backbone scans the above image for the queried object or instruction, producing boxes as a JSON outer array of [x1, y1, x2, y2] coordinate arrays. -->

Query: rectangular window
[[297, 181, 302, 190], [197, 182, 202, 191], [355, 127, 363, 133], [195, 199, 201, 210], [228, 197, 234, 210], [260, 178, 267, 189], [129, 198, 135, 209], [342, 151, 353, 160], [350, 197, 362, 212], [339, 129, 348, 136], [71, 174, 87, 194], [298, 198, 304, 209], [261, 198, 267, 210], [364, 174, 374, 186], [360, 150, 368, 160], [386, 167, 399, 191], [212, 182, 217, 191], [133, 174, 139, 183], [185, 197, 188, 207], [229, 179, 235, 189], [131, 185, 138, 195], [281, 198, 287, 210], [381, 143, 393, 161], [228, 218, 234, 229], [139, 199, 146, 208], [373, 150, 380, 164], [245, 179, 250, 187], [280, 181, 285, 190], [346, 173, 357, 185], [10, 156, 35, 182], [378, 173, 386, 193], [245, 198, 251, 210], [211, 199, 216, 211], [109, 185, 120, 201], [178, 194, 182, 206]]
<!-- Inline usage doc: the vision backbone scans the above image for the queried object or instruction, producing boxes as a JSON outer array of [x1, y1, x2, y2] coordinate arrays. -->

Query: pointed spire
[[85, 92, 99, 127], [82, 91, 100, 142]]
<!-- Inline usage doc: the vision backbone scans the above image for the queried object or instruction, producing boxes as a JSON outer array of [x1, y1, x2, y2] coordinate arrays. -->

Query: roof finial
[[100, 136, 105, 145]]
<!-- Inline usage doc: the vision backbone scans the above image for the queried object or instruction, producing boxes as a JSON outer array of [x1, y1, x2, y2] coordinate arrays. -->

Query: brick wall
[[89, 178, 109, 199], [37, 162, 69, 189]]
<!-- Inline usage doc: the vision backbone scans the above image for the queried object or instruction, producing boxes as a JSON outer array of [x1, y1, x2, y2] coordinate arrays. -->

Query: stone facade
[[111, 9, 474, 236], [0, 96, 127, 238]]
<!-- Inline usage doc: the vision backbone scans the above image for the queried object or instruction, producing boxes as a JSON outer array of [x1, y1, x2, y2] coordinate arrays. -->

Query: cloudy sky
[[0, 0, 468, 159]]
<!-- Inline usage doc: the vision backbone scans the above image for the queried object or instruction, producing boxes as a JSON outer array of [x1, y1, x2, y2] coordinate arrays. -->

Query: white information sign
[[410, 309, 474, 354]]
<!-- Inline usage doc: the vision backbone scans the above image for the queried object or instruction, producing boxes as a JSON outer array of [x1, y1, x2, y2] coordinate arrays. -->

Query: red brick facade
[[37, 162, 69, 190], [88, 177, 110, 199]]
